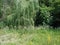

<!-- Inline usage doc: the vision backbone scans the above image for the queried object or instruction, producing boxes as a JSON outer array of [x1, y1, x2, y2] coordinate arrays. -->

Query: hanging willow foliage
[[1, 0, 39, 27]]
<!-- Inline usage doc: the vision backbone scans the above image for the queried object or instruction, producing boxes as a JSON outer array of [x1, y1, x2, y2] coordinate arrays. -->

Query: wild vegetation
[[0, 0, 60, 45], [0, 0, 60, 28], [0, 27, 60, 45]]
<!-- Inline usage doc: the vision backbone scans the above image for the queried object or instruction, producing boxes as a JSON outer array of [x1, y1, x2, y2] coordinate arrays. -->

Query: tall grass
[[0, 27, 60, 45]]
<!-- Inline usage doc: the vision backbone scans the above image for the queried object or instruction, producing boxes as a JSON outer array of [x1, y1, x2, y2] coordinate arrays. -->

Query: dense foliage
[[0, 0, 60, 28]]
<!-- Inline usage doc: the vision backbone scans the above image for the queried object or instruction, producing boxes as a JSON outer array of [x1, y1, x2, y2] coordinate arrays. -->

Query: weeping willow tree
[[0, 0, 39, 28]]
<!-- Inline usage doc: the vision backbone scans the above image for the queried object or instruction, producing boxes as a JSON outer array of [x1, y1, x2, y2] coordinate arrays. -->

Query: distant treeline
[[0, 0, 60, 28]]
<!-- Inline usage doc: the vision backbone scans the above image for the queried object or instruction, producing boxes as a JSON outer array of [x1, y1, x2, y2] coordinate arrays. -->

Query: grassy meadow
[[0, 27, 60, 45]]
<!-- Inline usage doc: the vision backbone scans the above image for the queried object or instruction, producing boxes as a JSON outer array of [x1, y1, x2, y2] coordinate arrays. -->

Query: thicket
[[0, 0, 60, 28]]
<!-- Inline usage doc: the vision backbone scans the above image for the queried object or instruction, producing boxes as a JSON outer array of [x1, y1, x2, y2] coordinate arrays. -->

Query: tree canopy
[[0, 0, 60, 28]]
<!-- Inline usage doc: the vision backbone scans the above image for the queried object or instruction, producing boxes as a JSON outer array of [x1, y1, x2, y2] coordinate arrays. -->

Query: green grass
[[0, 27, 60, 45]]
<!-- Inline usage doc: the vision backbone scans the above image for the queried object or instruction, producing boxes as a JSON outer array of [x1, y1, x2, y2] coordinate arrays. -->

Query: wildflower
[[47, 34, 51, 44]]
